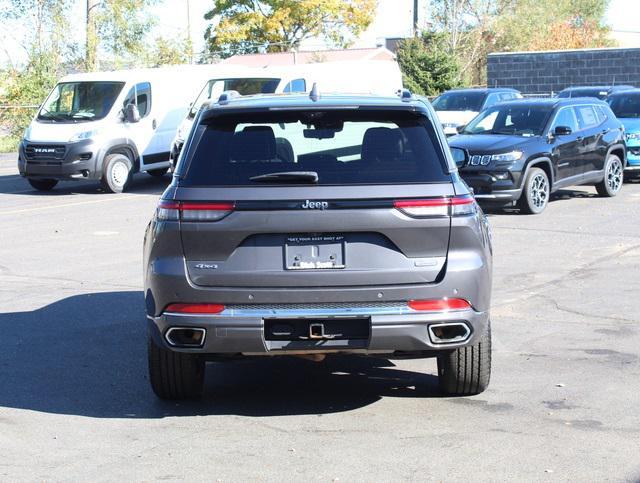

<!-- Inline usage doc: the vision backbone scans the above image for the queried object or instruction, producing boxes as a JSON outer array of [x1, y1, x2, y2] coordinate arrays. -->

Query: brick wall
[[486, 48, 640, 94]]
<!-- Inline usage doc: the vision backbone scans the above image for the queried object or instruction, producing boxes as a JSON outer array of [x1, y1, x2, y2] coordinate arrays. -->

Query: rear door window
[[181, 110, 450, 186], [574, 105, 599, 130], [284, 79, 306, 93]]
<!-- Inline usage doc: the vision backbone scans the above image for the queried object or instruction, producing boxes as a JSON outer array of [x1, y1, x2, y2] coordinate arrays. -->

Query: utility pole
[[413, 0, 419, 36], [186, 0, 193, 63], [86, 0, 100, 71]]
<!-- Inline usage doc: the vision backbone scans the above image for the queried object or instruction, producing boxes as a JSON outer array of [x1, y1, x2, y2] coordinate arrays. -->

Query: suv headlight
[[69, 129, 100, 142], [490, 151, 523, 163], [450, 147, 466, 167], [23, 126, 32, 142]]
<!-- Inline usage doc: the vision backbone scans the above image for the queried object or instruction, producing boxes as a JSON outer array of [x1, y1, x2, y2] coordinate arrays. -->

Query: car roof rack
[[218, 90, 241, 105]]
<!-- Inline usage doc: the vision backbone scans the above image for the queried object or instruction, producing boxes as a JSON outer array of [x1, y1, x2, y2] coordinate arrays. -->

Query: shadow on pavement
[[0, 172, 170, 196], [481, 187, 600, 216], [0, 291, 441, 419]]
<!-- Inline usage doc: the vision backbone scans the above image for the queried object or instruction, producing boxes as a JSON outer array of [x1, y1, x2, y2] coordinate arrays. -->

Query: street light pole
[[413, 0, 419, 36]]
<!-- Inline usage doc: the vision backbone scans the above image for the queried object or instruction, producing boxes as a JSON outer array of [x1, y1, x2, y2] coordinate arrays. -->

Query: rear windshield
[[608, 94, 640, 118], [432, 92, 485, 112], [181, 109, 450, 186]]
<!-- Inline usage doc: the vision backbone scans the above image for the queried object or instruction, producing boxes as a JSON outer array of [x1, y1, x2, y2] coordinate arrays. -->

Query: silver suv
[[143, 90, 493, 399]]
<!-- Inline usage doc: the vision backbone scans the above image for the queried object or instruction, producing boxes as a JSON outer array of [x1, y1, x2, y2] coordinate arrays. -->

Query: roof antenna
[[309, 82, 320, 102]]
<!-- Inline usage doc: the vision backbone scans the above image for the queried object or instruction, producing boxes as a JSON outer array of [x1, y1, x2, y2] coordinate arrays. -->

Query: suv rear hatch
[[171, 105, 466, 289]]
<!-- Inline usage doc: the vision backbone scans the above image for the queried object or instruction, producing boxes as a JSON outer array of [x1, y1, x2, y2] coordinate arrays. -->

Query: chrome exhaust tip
[[428, 322, 471, 344], [165, 327, 206, 348]]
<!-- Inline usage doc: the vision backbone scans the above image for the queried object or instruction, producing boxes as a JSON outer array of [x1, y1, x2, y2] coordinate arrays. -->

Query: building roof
[[221, 47, 395, 67]]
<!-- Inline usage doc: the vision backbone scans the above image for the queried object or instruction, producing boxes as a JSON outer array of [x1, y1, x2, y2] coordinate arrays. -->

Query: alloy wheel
[[606, 157, 623, 193], [530, 173, 549, 209]]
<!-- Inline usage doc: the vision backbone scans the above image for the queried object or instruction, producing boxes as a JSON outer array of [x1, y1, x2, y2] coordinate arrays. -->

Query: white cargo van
[[18, 66, 238, 192], [170, 60, 403, 166]]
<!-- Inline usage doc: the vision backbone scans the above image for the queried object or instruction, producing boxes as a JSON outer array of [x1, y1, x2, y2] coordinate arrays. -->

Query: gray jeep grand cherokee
[[143, 89, 493, 400]]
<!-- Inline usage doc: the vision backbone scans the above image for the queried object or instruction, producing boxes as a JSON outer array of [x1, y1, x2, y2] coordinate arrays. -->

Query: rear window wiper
[[249, 171, 318, 183]]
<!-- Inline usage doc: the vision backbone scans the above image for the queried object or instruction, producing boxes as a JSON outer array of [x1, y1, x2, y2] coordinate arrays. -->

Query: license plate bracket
[[285, 235, 345, 270]]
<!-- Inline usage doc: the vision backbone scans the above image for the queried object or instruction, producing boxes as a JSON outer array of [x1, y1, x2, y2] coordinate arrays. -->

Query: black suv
[[449, 98, 626, 214], [143, 90, 493, 399]]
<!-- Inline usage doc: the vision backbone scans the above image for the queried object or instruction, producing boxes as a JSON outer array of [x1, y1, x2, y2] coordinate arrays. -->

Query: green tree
[[0, 0, 72, 149], [396, 31, 461, 96], [204, 0, 376, 58], [145, 36, 193, 67], [86, 0, 158, 70]]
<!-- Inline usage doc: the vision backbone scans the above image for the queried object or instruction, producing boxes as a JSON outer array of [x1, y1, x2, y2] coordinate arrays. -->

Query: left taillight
[[394, 194, 475, 218], [157, 200, 235, 222]]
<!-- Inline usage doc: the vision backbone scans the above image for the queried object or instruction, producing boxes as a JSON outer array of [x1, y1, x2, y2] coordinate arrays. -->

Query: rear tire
[[438, 322, 491, 396], [101, 153, 132, 193], [517, 167, 549, 214], [148, 334, 205, 400], [28, 178, 58, 191], [147, 167, 168, 178], [596, 154, 623, 197]]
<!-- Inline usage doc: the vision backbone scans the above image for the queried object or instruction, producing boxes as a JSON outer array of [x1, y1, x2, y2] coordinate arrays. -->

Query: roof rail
[[218, 90, 241, 105], [399, 88, 413, 102], [309, 83, 320, 102]]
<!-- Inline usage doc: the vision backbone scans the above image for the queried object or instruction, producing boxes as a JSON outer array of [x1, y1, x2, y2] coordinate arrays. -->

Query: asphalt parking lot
[[1, 152, 639, 481]]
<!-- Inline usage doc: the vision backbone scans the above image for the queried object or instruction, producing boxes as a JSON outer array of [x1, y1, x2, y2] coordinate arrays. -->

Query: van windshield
[[38, 81, 124, 122], [608, 94, 640, 118], [187, 78, 281, 119], [181, 109, 450, 186]]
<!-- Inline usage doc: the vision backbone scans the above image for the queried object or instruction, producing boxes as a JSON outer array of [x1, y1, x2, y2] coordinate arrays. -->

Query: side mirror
[[124, 103, 140, 123], [456, 124, 466, 134], [553, 125, 572, 136]]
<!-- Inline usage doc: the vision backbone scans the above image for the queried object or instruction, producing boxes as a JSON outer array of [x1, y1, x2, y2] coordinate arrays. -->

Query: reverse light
[[394, 195, 475, 217], [408, 298, 471, 312], [164, 303, 225, 314], [157, 200, 234, 222]]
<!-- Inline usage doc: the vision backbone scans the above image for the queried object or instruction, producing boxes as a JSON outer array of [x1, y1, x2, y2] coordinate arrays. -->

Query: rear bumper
[[148, 305, 490, 355], [18, 139, 102, 180]]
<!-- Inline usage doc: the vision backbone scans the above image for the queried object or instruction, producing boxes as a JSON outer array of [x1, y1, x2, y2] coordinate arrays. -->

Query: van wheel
[[101, 153, 132, 193], [437, 322, 491, 396], [147, 168, 168, 178], [28, 178, 58, 191], [596, 154, 623, 197], [148, 334, 205, 400], [517, 167, 549, 214]]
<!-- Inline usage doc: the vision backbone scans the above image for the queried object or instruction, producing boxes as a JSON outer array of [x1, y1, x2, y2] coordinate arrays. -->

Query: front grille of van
[[24, 144, 66, 161]]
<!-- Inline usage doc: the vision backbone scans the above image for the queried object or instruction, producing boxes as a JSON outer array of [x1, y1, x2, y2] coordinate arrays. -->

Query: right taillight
[[157, 200, 234, 222], [394, 194, 475, 217]]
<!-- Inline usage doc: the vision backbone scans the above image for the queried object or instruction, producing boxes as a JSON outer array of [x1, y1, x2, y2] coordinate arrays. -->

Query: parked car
[[449, 98, 626, 214], [607, 88, 640, 177], [170, 61, 404, 168], [18, 66, 216, 193], [432, 88, 522, 136], [557, 85, 634, 100], [144, 89, 493, 400]]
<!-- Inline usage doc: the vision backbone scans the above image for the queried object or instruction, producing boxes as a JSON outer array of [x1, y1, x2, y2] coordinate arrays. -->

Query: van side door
[[122, 82, 160, 167]]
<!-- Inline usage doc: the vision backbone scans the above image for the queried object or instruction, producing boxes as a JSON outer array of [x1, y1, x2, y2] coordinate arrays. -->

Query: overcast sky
[[1, 0, 637, 66]]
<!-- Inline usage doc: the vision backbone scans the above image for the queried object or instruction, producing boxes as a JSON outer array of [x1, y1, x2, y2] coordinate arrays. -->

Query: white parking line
[[0, 194, 139, 215]]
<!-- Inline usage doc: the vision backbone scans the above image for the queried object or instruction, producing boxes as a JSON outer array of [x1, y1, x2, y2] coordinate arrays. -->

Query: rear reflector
[[164, 303, 225, 314], [394, 195, 475, 217], [408, 298, 471, 312], [157, 200, 234, 222]]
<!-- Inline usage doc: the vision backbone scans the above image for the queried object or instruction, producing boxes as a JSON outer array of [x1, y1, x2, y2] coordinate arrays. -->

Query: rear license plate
[[265, 318, 370, 341], [285, 235, 345, 270]]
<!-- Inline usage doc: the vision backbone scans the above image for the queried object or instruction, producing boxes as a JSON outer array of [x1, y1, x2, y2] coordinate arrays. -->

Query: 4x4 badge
[[301, 200, 328, 210]]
